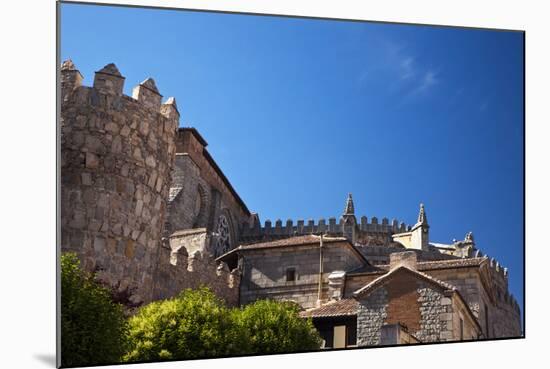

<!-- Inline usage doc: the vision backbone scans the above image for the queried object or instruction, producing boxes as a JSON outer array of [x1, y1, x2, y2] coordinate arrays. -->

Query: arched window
[[214, 211, 233, 257]]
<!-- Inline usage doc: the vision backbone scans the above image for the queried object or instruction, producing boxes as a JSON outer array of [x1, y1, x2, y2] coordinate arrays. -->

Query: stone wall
[[427, 268, 488, 335], [452, 296, 480, 340], [165, 154, 208, 236], [357, 288, 388, 346], [60, 61, 178, 305], [151, 232, 240, 306], [166, 129, 252, 257], [357, 245, 458, 265], [356, 278, 475, 346], [240, 242, 365, 308], [426, 264, 521, 338], [240, 216, 411, 245], [415, 285, 449, 342]]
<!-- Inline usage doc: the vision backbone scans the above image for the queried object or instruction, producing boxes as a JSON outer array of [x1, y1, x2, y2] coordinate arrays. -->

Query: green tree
[[124, 288, 322, 362], [124, 287, 245, 362], [61, 253, 128, 367], [235, 299, 322, 354]]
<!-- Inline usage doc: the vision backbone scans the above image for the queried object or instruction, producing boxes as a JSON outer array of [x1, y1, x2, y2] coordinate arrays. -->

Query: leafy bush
[[61, 253, 128, 367], [124, 287, 245, 362], [235, 299, 322, 354], [124, 288, 322, 362]]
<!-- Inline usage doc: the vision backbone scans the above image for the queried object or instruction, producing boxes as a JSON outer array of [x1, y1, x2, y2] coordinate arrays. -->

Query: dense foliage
[[61, 255, 321, 365], [61, 253, 128, 367], [124, 288, 322, 362], [124, 287, 244, 361], [236, 299, 322, 354]]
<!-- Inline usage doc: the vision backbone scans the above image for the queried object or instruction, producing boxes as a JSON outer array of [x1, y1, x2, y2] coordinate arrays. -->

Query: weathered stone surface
[[61, 61, 178, 305], [85, 152, 99, 169]]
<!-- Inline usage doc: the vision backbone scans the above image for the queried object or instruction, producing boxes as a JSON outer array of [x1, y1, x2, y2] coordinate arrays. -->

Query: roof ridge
[[417, 256, 488, 265], [353, 265, 458, 298]]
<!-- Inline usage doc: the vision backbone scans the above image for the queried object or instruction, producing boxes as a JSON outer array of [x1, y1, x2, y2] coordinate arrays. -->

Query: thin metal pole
[[317, 234, 324, 305]]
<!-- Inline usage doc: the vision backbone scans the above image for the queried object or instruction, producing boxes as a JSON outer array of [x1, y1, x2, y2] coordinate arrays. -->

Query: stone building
[[60, 60, 521, 348]]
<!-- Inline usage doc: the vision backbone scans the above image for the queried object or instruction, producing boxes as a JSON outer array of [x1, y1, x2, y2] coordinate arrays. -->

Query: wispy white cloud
[[400, 57, 415, 80], [357, 37, 441, 101], [409, 70, 439, 96]]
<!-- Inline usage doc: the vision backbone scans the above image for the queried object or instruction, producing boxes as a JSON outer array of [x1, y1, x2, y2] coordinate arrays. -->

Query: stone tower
[[60, 60, 179, 305]]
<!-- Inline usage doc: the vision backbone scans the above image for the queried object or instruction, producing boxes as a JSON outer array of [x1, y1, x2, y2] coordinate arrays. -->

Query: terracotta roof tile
[[300, 299, 359, 318], [348, 257, 487, 275], [239, 235, 348, 250], [416, 257, 487, 270]]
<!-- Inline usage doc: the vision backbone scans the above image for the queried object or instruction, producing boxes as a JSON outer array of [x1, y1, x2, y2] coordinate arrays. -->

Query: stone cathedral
[[60, 61, 521, 349]]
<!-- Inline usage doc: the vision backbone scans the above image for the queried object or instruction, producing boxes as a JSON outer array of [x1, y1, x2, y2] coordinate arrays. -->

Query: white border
[[1, 0, 548, 368]]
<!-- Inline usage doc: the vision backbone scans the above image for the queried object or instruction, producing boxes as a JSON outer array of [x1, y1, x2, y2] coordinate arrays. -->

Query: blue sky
[[61, 3, 524, 317]]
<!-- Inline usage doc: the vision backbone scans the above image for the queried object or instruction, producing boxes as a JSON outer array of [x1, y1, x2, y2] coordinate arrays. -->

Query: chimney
[[389, 251, 418, 270]]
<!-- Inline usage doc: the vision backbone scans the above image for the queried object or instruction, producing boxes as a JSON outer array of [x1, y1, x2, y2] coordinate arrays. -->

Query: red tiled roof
[[416, 257, 487, 270], [239, 234, 348, 250], [300, 299, 359, 318], [216, 234, 371, 267], [348, 257, 487, 275]]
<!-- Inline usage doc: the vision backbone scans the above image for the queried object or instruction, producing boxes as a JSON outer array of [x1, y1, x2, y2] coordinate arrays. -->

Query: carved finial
[[465, 231, 474, 243], [344, 193, 355, 215], [417, 203, 427, 225]]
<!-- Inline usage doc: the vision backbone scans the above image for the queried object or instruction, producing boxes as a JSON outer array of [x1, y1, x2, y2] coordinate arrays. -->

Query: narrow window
[[286, 268, 296, 282], [460, 318, 464, 340]]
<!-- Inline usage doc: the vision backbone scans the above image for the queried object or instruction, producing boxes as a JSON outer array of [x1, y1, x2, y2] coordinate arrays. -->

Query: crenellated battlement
[[151, 231, 241, 306], [470, 251, 520, 314], [61, 60, 180, 122], [240, 214, 411, 242]]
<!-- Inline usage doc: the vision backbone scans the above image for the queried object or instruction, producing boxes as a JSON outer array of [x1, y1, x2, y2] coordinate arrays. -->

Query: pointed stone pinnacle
[[417, 203, 427, 225], [344, 193, 355, 215]]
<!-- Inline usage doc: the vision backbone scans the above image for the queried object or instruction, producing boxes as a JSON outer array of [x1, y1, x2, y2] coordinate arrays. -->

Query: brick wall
[[355, 275, 462, 345], [385, 272, 421, 332]]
